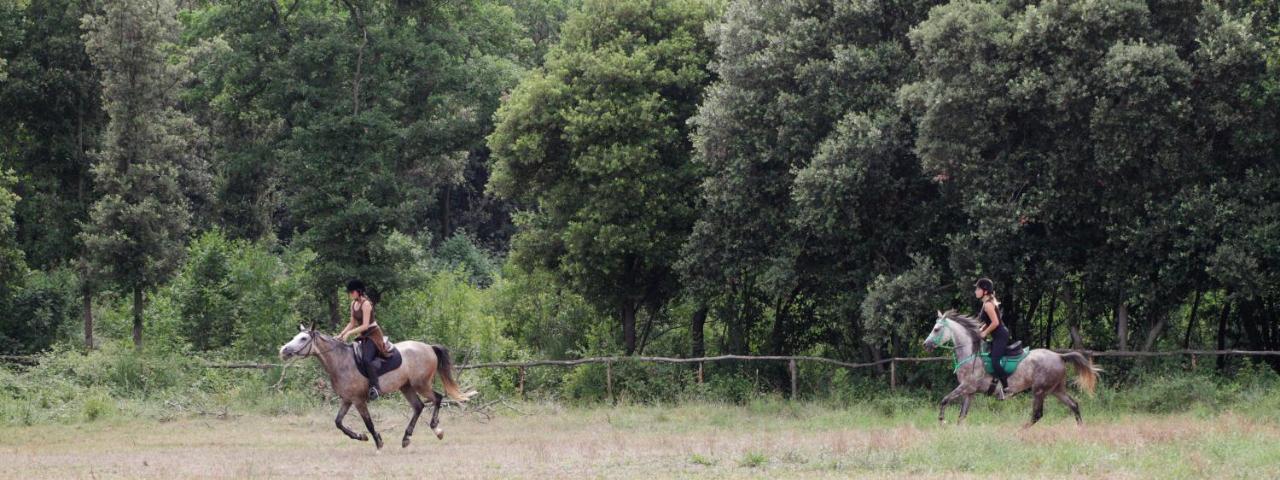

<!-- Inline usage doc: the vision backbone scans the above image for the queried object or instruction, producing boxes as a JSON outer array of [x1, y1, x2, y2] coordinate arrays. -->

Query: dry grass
[[1, 401, 1278, 479]]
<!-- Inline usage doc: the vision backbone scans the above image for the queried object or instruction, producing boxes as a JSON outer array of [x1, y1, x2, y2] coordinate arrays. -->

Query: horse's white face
[[923, 311, 953, 351], [279, 325, 315, 360]]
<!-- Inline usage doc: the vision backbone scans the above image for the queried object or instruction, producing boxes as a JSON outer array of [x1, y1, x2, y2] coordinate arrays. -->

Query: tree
[[489, 0, 720, 354], [681, 0, 943, 361], [0, 168, 26, 298], [902, 0, 1276, 352], [0, 0, 106, 349], [183, 0, 525, 321], [80, 0, 199, 350]]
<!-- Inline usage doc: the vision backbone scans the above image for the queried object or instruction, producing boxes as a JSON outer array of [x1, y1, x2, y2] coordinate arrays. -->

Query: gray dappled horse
[[279, 324, 473, 450], [923, 310, 1100, 427]]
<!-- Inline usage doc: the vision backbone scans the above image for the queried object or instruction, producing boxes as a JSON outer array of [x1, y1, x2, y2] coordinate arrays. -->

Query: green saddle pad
[[979, 349, 1029, 375]]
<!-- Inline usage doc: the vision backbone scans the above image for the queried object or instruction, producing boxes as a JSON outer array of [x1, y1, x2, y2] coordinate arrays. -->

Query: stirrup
[[986, 379, 1005, 400], [368, 386, 381, 400]]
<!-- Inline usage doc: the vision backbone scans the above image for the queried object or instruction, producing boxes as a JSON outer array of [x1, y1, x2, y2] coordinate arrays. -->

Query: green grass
[[3, 399, 1279, 478]]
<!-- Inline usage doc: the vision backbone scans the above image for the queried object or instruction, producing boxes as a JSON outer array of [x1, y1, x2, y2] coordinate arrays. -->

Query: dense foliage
[[1, 0, 1278, 398]]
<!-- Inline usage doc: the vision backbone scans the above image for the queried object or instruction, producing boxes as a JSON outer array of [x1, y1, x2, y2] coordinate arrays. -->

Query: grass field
[[2, 396, 1279, 479]]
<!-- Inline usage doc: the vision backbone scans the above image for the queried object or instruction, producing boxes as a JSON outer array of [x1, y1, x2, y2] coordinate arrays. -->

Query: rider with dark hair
[[338, 279, 390, 400], [974, 277, 1009, 400]]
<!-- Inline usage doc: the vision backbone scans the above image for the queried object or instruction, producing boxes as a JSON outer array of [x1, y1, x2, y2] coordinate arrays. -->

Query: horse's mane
[[942, 309, 983, 346]]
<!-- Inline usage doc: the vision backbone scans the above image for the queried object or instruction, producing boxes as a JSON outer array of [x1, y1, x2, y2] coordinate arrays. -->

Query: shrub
[[0, 268, 78, 354]]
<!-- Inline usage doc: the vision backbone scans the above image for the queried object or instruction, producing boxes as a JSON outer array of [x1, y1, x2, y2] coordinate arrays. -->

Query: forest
[[2, 0, 1279, 394]]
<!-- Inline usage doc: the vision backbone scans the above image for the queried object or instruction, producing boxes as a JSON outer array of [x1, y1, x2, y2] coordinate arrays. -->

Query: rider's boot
[[367, 372, 381, 400], [987, 378, 1006, 400]]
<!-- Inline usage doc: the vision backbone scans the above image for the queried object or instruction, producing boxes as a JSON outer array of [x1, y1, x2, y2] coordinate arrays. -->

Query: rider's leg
[[360, 338, 382, 399], [989, 329, 1009, 398]]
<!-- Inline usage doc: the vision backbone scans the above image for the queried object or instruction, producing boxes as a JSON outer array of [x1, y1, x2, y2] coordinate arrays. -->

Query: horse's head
[[922, 310, 953, 351], [279, 323, 320, 360]]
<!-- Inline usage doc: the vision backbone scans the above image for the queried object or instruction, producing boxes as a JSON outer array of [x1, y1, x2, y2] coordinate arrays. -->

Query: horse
[[922, 310, 1100, 427], [279, 324, 474, 450]]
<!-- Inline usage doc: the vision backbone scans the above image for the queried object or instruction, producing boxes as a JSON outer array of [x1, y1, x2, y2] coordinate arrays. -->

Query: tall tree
[[80, 0, 199, 350], [184, 0, 524, 321], [489, 0, 719, 354], [902, 0, 1275, 351], [681, 0, 943, 360]]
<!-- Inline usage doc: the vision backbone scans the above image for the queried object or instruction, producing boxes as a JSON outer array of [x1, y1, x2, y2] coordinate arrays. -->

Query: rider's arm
[[980, 302, 1000, 337], [337, 316, 357, 340], [346, 302, 376, 339]]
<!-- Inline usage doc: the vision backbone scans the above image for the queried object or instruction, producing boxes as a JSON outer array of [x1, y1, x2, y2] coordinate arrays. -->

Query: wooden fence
[[6, 349, 1280, 399]]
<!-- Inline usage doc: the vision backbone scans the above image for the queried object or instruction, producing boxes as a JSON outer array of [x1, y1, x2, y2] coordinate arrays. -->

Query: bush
[[167, 231, 312, 356], [0, 268, 78, 354], [434, 232, 498, 287]]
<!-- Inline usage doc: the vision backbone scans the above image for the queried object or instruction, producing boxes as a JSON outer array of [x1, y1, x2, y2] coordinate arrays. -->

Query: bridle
[[296, 330, 335, 357], [926, 316, 978, 373]]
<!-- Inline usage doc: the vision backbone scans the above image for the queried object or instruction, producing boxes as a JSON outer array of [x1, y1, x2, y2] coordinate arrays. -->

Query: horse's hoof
[[374, 434, 384, 450], [356, 434, 368, 442], [402, 437, 411, 448], [434, 427, 444, 440]]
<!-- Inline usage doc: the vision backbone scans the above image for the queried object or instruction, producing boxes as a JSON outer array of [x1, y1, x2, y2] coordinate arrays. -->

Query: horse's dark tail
[[1061, 351, 1101, 396], [432, 345, 474, 402]]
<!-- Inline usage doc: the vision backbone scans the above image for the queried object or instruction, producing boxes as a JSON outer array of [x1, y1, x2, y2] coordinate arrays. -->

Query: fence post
[[788, 359, 798, 400], [518, 366, 526, 398], [890, 360, 896, 390], [606, 360, 614, 405], [697, 362, 704, 385]]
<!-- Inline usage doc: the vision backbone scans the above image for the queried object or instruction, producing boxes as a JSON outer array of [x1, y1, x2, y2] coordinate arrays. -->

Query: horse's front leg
[[938, 385, 967, 424], [334, 400, 366, 441], [958, 394, 974, 423], [355, 402, 383, 450]]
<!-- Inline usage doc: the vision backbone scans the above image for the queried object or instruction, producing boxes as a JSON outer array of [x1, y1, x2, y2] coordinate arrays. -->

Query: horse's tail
[[1060, 351, 1101, 396], [432, 345, 474, 402]]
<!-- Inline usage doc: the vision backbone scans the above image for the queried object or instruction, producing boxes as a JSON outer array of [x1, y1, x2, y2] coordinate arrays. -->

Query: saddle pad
[[353, 342, 403, 377], [979, 349, 1029, 376]]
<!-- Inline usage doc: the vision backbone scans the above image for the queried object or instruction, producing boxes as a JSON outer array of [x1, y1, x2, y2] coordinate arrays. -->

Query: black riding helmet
[[346, 279, 366, 294], [974, 277, 995, 294]]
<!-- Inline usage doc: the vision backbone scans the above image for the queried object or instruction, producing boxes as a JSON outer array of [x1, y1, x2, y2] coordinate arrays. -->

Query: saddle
[[979, 340, 1028, 376], [1005, 341, 1024, 356], [353, 339, 403, 378]]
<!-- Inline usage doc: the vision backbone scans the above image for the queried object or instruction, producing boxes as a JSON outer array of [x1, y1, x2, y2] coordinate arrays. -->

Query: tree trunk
[[1116, 302, 1129, 351], [132, 286, 144, 351], [1182, 290, 1202, 349], [1141, 312, 1169, 352], [1216, 299, 1232, 371], [1043, 294, 1057, 349], [725, 288, 749, 355], [1020, 290, 1043, 343], [622, 303, 637, 355], [1063, 287, 1084, 349], [690, 305, 707, 358], [441, 184, 452, 240], [328, 293, 340, 328], [82, 285, 94, 350]]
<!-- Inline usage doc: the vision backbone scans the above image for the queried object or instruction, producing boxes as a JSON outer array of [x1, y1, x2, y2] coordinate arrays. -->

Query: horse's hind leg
[[1053, 389, 1083, 425], [428, 390, 445, 439], [1023, 391, 1046, 428], [334, 400, 367, 441], [355, 402, 384, 450], [400, 387, 425, 448]]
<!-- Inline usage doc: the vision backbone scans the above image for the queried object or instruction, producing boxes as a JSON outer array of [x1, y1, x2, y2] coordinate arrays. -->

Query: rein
[[275, 331, 336, 390], [927, 318, 977, 373]]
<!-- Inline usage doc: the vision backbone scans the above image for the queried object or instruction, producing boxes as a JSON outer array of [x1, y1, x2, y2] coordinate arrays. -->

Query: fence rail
[[6, 349, 1280, 398]]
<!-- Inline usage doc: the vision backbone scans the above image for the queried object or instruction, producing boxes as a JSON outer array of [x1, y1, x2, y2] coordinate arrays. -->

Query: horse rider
[[975, 277, 1009, 400], [338, 279, 391, 400]]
